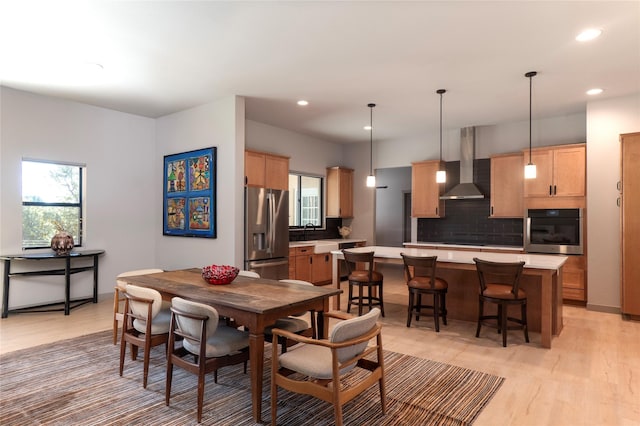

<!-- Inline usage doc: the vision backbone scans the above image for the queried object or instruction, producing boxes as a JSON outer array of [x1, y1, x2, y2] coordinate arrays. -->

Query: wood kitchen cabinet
[[621, 132, 640, 317], [326, 167, 353, 218], [562, 255, 587, 302], [490, 152, 524, 218], [292, 245, 313, 282], [244, 150, 289, 190], [524, 144, 585, 198], [411, 160, 445, 218], [289, 246, 332, 285], [311, 253, 333, 285]]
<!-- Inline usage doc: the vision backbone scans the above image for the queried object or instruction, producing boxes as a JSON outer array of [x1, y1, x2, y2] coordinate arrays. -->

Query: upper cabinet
[[490, 152, 524, 218], [524, 144, 586, 198], [245, 150, 289, 190], [411, 160, 445, 218], [326, 167, 353, 218]]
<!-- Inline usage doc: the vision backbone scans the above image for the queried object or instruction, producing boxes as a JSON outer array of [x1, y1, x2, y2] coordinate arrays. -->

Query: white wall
[[586, 93, 640, 312], [246, 120, 344, 176], [155, 96, 246, 270], [374, 112, 587, 168], [0, 87, 157, 307]]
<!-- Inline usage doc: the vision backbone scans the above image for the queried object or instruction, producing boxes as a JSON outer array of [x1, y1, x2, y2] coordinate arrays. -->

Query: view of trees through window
[[288, 173, 322, 227], [21, 160, 83, 249]]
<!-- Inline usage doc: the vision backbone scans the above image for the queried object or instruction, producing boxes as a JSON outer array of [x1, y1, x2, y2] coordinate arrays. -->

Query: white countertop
[[334, 245, 567, 270], [404, 242, 524, 251]]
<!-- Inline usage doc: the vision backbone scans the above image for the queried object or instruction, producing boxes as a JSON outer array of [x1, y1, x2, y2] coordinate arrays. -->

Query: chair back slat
[[401, 253, 438, 286], [473, 257, 525, 295]]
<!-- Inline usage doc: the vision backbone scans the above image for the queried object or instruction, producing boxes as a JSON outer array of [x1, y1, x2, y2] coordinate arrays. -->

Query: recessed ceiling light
[[576, 28, 602, 42], [586, 88, 604, 95], [364, 125, 372, 131], [297, 100, 308, 106]]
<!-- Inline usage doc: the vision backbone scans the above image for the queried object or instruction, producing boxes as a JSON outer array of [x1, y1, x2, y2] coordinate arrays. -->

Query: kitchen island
[[331, 246, 567, 348]]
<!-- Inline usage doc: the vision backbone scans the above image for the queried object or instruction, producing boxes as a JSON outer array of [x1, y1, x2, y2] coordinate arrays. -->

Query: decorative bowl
[[201, 265, 239, 285]]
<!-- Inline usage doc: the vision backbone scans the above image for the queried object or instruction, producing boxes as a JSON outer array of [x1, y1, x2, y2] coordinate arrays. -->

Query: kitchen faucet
[[303, 223, 316, 241]]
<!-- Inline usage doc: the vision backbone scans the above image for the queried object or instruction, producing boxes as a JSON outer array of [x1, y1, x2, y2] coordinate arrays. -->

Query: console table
[[1, 249, 105, 318]]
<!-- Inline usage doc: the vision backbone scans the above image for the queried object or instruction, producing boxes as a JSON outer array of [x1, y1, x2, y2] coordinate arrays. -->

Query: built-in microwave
[[525, 208, 583, 255]]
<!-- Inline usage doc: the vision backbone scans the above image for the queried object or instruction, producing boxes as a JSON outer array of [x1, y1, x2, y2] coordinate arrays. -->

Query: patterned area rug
[[0, 330, 504, 425]]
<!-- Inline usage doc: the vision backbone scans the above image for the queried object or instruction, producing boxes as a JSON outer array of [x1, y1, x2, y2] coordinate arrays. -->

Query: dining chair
[[263, 279, 317, 353], [342, 250, 385, 316], [401, 253, 448, 332], [238, 270, 260, 278], [113, 269, 164, 345], [166, 297, 250, 423], [119, 284, 171, 388], [271, 308, 386, 426], [473, 257, 529, 347]]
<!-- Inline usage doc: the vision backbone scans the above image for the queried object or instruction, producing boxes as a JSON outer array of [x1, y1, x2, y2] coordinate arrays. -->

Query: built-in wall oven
[[525, 208, 583, 255]]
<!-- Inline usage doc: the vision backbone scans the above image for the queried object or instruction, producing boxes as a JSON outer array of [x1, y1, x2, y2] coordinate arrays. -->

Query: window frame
[[21, 159, 85, 250], [288, 172, 324, 229]]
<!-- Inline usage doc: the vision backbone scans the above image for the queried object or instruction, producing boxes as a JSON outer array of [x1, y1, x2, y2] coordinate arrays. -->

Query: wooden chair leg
[[440, 293, 447, 324], [475, 298, 483, 338], [358, 284, 364, 316], [113, 291, 120, 345], [142, 340, 152, 388], [433, 292, 440, 332], [197, 371, 205, 423], [165, 357, 173, 406], [378, 283, 385, 317], [522, 302, 530, 343], [501, 303, 508, 347], [347, 283, 353, 314], [407, 290, 414, 327]]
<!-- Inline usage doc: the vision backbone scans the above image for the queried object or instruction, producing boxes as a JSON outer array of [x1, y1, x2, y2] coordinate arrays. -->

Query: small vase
[[51, 231, 74, 255]]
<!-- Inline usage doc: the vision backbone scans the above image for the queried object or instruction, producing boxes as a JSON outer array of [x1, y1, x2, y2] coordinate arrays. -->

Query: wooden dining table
[[118, 268, 341, 422]]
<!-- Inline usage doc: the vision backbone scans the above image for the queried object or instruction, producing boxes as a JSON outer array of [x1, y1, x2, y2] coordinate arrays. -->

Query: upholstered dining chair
[[238, 270, 260, 278], [263, 279, 317, 353], [166, 297, 250, 423], [113, 269, 164, 344], [342, 250, 385, 316], [473, 257, 529, 347], [271, 308, 386, 426], [119, 284, 171, 388], [401, 253, 448, 332]]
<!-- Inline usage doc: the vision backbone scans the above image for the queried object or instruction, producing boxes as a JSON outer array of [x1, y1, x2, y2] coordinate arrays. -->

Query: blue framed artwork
[[163, 147, 216, 238]]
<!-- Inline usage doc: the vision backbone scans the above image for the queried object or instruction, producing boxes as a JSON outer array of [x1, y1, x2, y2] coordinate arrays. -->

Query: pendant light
[[366, 103, 376, 187], [436, 89, 447, 183], [524, 71, 537, 179]]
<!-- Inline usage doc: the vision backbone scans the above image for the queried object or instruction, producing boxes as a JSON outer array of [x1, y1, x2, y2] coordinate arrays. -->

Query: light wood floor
[[1, 265, 638, 425]]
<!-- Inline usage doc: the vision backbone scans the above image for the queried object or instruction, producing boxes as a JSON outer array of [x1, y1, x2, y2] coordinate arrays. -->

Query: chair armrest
[[272, 323, 382, 349], [323, 311, 355, 321]]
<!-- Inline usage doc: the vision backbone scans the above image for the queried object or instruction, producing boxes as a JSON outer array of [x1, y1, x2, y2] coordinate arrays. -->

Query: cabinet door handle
[[435, 207, 438, 215], [617, 197, 621, 207], [310, 257, 313, 264], [491, 206, 494, 215], [549, 185, 553, 196], [554, 185, 557, 195], [617, 181, 622, 191]]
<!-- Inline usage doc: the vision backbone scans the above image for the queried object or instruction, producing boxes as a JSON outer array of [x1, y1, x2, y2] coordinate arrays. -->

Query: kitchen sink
[[311, 241, 340, 254]]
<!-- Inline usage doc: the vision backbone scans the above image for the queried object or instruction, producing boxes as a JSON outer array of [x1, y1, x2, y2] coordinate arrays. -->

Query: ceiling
[[1, 1, 639, 144]]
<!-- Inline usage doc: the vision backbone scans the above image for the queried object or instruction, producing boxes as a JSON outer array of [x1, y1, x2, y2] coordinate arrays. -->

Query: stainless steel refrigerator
[[244, 187, 289, 279]]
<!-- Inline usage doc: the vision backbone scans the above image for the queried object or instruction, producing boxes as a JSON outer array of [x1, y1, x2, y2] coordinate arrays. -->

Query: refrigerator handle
[[266, 192, 275, 255], [270, 192, 277, 252]]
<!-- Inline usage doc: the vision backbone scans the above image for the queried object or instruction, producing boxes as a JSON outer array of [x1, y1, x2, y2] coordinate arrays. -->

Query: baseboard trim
[[586, 303, 620, 315]]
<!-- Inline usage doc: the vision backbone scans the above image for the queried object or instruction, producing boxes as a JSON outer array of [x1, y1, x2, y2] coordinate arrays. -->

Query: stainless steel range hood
[[440, 127, 485, 200]]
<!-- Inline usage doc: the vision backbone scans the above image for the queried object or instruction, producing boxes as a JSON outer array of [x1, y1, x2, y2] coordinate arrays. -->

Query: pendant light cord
[[368, 103, 376, 175], [436, 89, 446, 163], [526, 71, 537, 164]]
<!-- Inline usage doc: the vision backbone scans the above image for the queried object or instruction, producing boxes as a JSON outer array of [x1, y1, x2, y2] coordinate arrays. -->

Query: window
[[21, 160, 84, 249], [288, 173, 323, 227]]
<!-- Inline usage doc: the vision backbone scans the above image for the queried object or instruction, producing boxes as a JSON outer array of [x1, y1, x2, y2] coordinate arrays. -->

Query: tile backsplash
[[417, 159, 524, 247], [289, 217, 342, 241]]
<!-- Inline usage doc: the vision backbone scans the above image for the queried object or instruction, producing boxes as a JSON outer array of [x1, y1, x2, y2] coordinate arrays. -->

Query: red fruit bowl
[[201, 265, 239, 285]]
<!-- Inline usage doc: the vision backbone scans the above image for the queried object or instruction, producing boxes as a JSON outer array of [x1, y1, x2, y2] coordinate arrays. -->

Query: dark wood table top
[[118, 268, 341, 315]]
